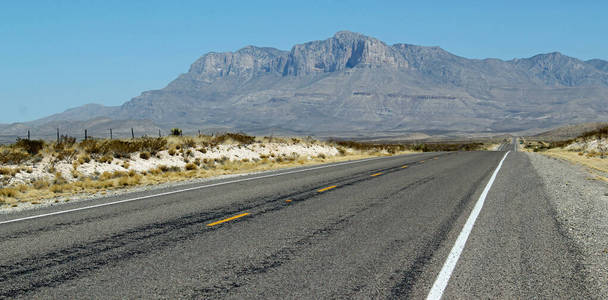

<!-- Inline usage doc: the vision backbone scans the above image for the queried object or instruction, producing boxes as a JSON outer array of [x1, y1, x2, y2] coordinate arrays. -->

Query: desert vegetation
[[523, 125, 608, 179], [523, 125, 608, 157], [0, 132, 495, 208], [329, 139, 488, 153], [0, 133, 388, 207]]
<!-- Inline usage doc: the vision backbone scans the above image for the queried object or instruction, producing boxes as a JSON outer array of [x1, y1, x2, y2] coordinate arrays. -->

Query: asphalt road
[[0, 144, 591, 299], [496, 137, 518, 152]]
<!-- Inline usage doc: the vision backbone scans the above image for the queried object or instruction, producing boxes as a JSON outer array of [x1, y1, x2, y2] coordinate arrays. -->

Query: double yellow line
[[207, 162, 417, 227], [208, 184, 340, 227]]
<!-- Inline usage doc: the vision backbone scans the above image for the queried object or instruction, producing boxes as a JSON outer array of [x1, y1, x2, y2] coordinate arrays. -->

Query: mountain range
[[2, 30, 608, 140]]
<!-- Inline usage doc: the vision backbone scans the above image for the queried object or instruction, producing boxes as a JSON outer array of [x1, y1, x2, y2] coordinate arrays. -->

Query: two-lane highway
[[0, 146, 590, 298], [496, 137, 518, 152]]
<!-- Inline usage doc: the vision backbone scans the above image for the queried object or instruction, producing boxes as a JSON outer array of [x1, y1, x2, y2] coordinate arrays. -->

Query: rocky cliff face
[[182, 31, 408, 79], [283, 31, 407, 75], [7, 31, 608, 138], [185, 46, 288, 82]]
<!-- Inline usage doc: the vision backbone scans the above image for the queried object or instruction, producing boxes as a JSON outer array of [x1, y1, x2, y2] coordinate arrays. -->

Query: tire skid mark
[[0, 210, 222, 298], [193, 176, 436, 298], [0, 159, 433, 298], [0, 154, 441, 241]]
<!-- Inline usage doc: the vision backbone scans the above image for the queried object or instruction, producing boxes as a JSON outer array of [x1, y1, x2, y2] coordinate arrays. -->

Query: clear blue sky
[[1, 0, 606, 123]]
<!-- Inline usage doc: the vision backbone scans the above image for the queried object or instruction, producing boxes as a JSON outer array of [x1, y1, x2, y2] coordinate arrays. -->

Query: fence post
[[131, 128, 135, 139], [27, 130, 30, 140], [57, 128, 59, 142], [198, 129, 201, 136], [158, 129, 161, 137], [85, 129, 88, 141], [109, 128, 113, 140]]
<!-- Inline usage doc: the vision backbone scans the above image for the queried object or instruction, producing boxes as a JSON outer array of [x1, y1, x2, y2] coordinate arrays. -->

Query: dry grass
[[0, 149, 411, 207], [330, 139, 488, 153], [540, 149, 608, 174], [0, 167, 18, 176], [1, 136, 169, 166], [524, 125, 608, 179], [0, 188, 18, 198], [0, 147, 31, 164], [77, 154, 91, 164], [2, 132, 448, 208]]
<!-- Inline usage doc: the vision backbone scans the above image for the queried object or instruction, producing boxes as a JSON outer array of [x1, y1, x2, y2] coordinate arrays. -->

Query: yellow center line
[[420, 160, 425, 163], [401, 165, 408, 169], [285, 199, 292, 203], [317, 185, 337, 192], [206, 212, 250, 227], [370, 172, 383, 177]]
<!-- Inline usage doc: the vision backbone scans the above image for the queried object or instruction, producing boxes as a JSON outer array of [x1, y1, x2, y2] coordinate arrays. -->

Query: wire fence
[[0, 128, 214, 145]]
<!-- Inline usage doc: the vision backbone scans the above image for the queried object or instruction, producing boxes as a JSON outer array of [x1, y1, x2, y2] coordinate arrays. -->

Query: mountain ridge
[[3, 30, 608, 139]]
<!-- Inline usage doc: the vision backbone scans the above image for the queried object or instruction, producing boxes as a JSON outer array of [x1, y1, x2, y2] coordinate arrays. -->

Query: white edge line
[[426, 151, 510, 300], [0, 155, 404, 225]]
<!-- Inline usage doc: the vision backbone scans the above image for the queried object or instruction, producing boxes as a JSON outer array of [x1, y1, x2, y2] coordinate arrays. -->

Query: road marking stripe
[[317, 185, 337, 192], [401, 165, 408, 169], [285, 199, 292, 203], [426, 151, 510, 300], [206, 213, 250, 227], [370, 172, 383, 177], [0, 155, 402, 225]]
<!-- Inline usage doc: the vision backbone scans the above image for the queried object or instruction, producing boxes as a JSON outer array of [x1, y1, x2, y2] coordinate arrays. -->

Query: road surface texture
[[0, 142, 594, 299]]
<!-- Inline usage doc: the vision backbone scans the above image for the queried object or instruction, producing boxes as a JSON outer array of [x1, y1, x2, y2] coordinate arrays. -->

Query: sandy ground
[[487, 143, 501, 151], [527, 152, 608, 296]]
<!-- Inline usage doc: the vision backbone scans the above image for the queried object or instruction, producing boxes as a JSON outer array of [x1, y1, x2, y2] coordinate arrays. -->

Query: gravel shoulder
[[526, 152, 608, 297]]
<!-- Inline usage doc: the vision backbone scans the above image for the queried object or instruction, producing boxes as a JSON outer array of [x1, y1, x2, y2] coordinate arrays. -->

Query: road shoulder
[[527, 152, 608, 297], [442, 152, 589, 298]]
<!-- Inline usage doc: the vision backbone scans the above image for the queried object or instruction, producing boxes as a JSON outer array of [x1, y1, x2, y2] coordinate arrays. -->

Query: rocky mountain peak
[[283, 30, 405, 75], [186, 46, 288, 82], [515, 51, 606, 86], [527, 52, 571, 64], [332, 30, 374, 42], [586, 59, 608, 72], [177, 32, 608, 87], [184, 31, 408, 80]]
